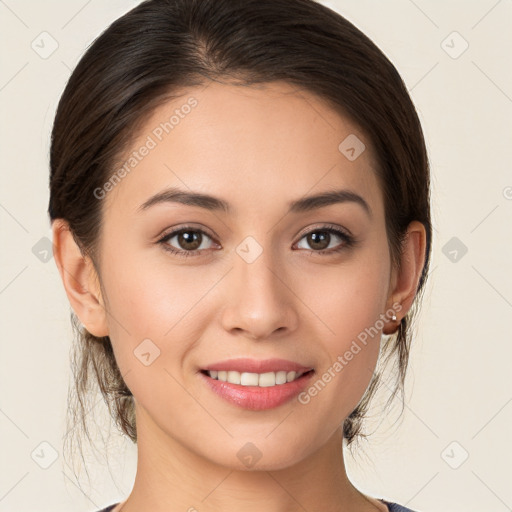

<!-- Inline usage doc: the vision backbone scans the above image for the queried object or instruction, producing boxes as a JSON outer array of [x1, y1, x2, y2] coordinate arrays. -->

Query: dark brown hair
[[48, 0, 432, 470]]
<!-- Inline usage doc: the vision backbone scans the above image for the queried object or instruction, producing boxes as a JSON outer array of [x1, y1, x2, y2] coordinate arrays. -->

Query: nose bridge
[[237, 236, 279, 296], [235, 234, 284, 308], [221, 234, 297, 338]]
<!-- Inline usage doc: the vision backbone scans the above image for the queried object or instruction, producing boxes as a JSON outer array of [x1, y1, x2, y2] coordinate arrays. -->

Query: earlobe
[[383, 220, 427, 334], [51, 219, 109, 337]]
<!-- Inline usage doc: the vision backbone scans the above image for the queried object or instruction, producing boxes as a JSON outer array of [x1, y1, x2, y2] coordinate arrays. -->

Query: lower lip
[[199, 370, 315, 411]]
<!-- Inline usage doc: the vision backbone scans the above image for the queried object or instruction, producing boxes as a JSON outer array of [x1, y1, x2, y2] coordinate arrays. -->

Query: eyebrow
[[137, 186, 372, 217]]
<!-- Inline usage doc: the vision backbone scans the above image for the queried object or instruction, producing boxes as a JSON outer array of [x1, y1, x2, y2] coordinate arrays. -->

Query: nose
[[220, 244, 299, 341]]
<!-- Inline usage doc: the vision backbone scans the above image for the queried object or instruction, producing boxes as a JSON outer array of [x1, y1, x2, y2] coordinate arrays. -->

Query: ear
[[51, 219, 109, 337], [383, 220, 427, 335]]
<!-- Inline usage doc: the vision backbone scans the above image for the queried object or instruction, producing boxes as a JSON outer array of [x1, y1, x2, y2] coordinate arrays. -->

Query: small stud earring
[[390, 313, 397, 322]]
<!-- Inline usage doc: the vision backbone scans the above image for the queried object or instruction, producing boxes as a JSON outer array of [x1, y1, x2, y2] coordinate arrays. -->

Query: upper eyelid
[[159, 224, 351, 246], [159, 224, 215, 240], [295, 223, 352, 239]]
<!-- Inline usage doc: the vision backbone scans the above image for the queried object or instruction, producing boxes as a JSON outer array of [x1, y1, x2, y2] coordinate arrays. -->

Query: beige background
[[1, 1, 511, 511]]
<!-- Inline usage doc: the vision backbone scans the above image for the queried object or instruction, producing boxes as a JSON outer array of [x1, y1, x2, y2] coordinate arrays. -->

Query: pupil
[[179, 231, 201, 250], [309, 231, 329, 250]]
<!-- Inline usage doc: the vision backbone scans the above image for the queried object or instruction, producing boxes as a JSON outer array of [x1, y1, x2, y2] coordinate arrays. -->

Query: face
[[94, 80, 396, 470]]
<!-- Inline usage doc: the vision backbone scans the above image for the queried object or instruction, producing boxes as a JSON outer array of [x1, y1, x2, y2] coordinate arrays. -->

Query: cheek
[[101, 244, 214, 337], [295, 247, 390, 416], [99, 248, 221, 392], [298, 246, 390, 345]]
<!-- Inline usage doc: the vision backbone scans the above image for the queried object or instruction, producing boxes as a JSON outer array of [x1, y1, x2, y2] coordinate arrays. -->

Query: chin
[[198, 434, 316, 473]]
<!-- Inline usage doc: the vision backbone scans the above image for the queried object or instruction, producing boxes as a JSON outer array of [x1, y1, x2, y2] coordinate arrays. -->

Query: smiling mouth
[[200, 369, 315, 387], [198, 367, 316, 411]]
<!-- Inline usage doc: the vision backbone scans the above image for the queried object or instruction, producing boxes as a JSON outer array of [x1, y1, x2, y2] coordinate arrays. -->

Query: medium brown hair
[[48, 0, 432, 468]]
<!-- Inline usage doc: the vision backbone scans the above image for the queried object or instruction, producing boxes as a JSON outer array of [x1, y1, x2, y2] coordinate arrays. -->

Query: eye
[[295, 225, 355, 255], [157, 226, 217, 258], [157, 223, 356, 259]]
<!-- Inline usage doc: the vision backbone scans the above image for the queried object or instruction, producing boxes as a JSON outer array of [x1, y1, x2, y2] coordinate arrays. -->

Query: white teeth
[[275, 371, 287, 385], [286, 371, 296, 383], [258, 372, 275, 387], [227, 370, 240, 385], [240, 372, 259, 386], [206, 369, 307, 386]]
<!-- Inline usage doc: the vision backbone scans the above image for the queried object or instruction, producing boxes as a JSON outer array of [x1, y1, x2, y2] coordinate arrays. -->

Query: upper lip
[[201, 358, 314, 374]]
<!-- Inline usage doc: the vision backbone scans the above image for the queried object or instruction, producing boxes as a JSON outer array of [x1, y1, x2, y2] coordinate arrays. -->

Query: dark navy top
[[96, 499, 418, 511]]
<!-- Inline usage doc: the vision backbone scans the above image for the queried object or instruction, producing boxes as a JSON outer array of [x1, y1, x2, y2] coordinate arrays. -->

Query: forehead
[[102, 80, 382, 219]]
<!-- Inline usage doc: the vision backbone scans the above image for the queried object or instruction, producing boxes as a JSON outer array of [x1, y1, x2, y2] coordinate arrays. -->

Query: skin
[[52, 80, 426, 512]]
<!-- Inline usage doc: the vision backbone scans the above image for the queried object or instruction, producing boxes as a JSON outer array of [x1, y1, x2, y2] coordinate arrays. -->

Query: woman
[[49, 0, 431, 510]]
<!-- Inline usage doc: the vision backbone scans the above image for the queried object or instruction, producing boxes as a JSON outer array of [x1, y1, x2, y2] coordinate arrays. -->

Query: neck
[[116, 406, 386, 512]]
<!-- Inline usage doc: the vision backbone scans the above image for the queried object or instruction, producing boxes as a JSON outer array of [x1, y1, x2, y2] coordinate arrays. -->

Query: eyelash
[[157, 224, 356, 259]]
